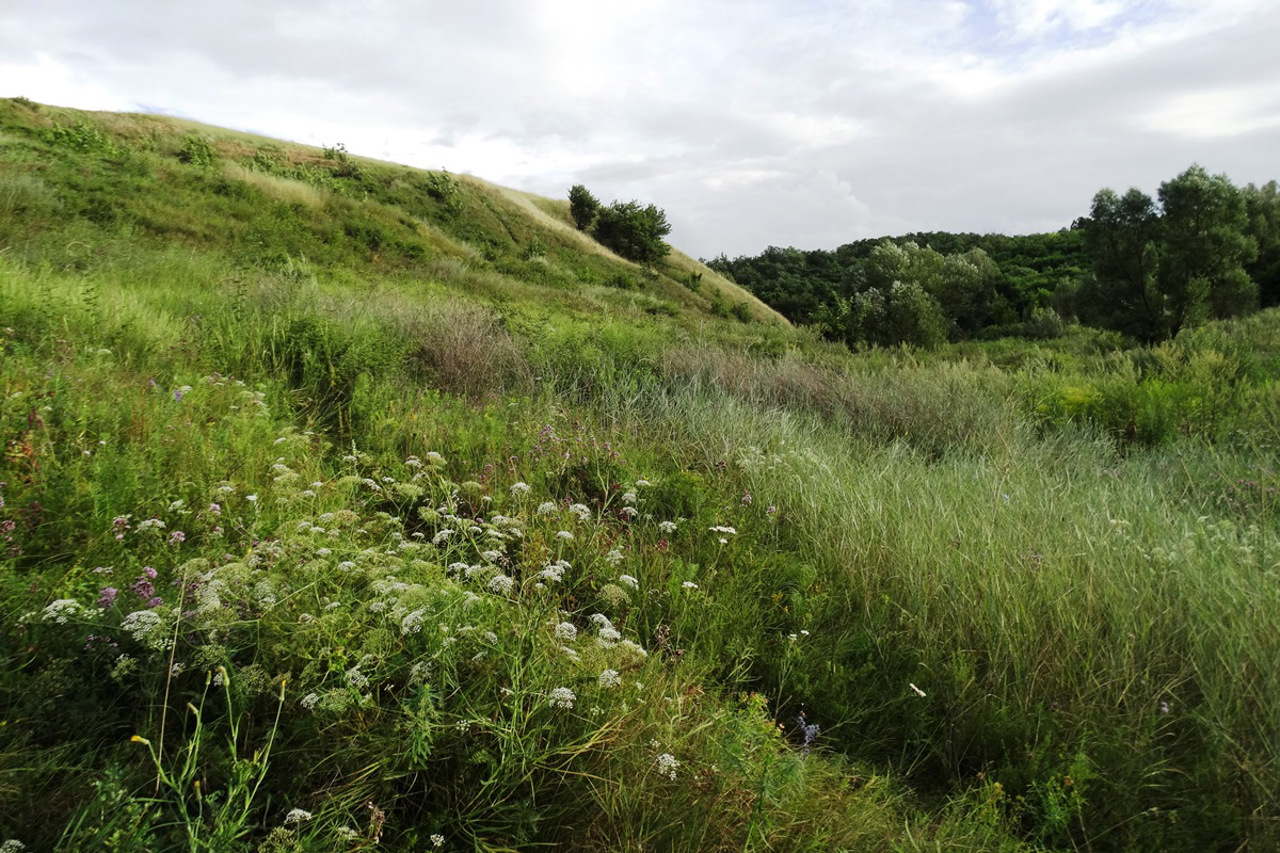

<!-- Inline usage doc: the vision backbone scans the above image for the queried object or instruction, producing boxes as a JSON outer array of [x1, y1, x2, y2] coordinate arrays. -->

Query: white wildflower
[[618, 574, 639, 590], [709, 525, 737, 535], [510, 482, 531, 496], [536, 501, 557, 515], [556, 530, 574, 541], [283, 808, 312, 825], [487, 574, 514, 595], [301, 692, 320, 710], [431, 834, 445, 848], [605, 549, 624, 565], [655, 753, 679, 780], [909, 683, 927, 698], [621, 491, 637, 505], [598, 669, 621, 689], [42, 599, 83, 624], [548, 686, 576, 709], [555, 621, 578, 642], [658, 520, 678, 533], [682, 581, 698, 590], [345, 666, 369, 690]]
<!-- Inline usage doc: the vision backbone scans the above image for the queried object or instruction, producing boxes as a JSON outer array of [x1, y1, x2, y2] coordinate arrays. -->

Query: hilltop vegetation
[[1, 99, 1279, 852]]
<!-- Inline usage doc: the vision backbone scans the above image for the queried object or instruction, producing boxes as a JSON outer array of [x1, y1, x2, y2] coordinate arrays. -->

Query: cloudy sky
[[3, 0, 1279, 257]]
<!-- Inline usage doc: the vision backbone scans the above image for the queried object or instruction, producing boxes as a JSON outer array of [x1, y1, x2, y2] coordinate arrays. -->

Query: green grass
[[1, 97, 1279, 852]]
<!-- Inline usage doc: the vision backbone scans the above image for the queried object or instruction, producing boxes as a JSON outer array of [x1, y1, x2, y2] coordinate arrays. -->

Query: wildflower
[[42, 599, 83, 624], [283, 808, 312, 825], [909, 683, 927, 698], [682, 581, 698, 590], [555, 621, 578, 642], [536, 501, 557, 515], [0, 839, 27, 852], [556, 530, 574, 541], [658, 520, 677, 533], [401, 609, 426, 635], [618, 639, 648, 659], [655, 753, 679, 780], [425, 451, 445, 464], [487, 574, 515, 595], [636, 479, 652, 487], [597, 626, 621, 647], [112, 515, 131, 540], [510, 482, 531, 496], [122, 609, 168, 649], [741, 491, 752, 505], [246, 494, 257, 503], [621, 491, 637, 505], [709, 525, 737, 535], [569, 503, 591, 521], [431, 834, 445, 848], [599, 669, 621, 689], [619, 574, 639, 590], [98, 587, 119, 609], [621, 506, 638, 519], [432, 529, 454, 545], [605, 549, 624, 565], [549, 686, 576, 709], [345, 666, 369, 690], [136, 517, 166, 532], [169, 530, 185, 546], [335, 826, 359, 840]]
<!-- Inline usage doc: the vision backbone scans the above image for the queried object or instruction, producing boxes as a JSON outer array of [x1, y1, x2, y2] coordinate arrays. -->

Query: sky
[[3, 0, 1279, 258]]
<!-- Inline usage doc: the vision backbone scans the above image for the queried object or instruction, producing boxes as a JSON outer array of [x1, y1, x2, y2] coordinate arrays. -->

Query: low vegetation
[[1, 98, 1278, 852]]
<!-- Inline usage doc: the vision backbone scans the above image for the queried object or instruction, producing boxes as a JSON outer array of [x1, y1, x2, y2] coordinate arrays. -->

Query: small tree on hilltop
[[568, 184, 600, 231]]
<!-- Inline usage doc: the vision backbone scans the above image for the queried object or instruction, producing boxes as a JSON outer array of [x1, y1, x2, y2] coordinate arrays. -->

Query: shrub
[[176, 134, 216, 167]]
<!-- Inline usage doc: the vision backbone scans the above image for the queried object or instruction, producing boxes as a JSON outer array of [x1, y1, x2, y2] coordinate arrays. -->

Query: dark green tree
[[1157, 164, 1257, 331], [593, 200, 672, 265], [568, 184, 600, 231], [1077, 187, 1164, 340]]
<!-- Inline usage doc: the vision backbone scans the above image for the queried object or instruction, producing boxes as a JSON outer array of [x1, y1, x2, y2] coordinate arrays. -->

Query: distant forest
[[707, 166, 1280, 347]]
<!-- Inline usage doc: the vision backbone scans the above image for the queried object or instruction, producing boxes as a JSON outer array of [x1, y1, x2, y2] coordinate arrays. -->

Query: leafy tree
[[568, 184, 599, 231], [1157, 164, 1257, 330], [593, 199, 671, 265], [1077, 187, 1164, 340], [817, 279, 948, 349], [1242, 180, 1280, 307]]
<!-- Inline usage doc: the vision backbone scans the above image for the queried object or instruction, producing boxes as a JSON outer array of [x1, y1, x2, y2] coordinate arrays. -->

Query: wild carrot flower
[[431, 834, 445, 847], [655, 753, 679, 780], [599, 669, 621, 689], [556, 530, 574, 541], [510, 482, 531, 496], [605, 549, 624, 565], [619, 574, 639, 589], [487, 574, 515, 595], [537, 501, 557, 515], [658, 520, 677, 533], [549, 686, 576, 709], [555, 621, 578, 642], [682, 581, 698, 590], [42, 599, 83, 623], [283, 808, 312, 825]]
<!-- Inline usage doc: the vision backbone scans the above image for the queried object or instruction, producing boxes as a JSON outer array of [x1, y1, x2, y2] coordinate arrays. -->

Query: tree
[[568, 184, 599, 231], [1156, 165, 1257, 331], [1079, 166, 1260, 340], [1078, 187, 1164, 340], [592, 200, 671, 265]]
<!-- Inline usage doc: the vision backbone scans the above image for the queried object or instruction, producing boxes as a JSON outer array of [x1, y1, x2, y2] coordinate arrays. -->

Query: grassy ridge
[[1, 98, 1278, 851]]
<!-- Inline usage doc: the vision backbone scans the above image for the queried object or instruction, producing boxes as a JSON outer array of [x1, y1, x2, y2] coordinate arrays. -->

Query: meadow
[[1, 98, 1278, 852]]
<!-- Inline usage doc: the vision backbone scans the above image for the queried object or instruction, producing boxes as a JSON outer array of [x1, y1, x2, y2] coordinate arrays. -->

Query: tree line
[[706, 165, 1280, 348]]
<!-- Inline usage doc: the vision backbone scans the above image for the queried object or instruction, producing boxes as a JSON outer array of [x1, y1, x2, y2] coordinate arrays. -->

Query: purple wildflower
[[98, 587, 119, 609]]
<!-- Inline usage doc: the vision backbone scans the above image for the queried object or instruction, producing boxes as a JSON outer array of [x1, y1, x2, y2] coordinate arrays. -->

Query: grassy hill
[[1, 98, 1279, 852]]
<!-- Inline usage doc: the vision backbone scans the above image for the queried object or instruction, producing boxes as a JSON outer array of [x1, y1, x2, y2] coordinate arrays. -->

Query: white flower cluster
[[42, 599, 83, 624], [658, 520, 678, 534], [655, 753, 679, 780], [122, 609, 171, 649], [569, 503, 591, 521], [555, 621, 578, 642], [548, 686, 576, 709], [283, 808, 312, 825], [598, 669, 621, 689]]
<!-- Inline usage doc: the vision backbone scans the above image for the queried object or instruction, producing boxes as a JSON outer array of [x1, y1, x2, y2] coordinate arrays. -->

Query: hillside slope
[[0, 98, 785, 328]]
